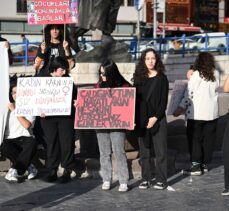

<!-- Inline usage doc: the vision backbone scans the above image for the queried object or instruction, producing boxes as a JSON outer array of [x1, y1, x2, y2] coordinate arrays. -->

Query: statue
[[69, 0, 128, 62]]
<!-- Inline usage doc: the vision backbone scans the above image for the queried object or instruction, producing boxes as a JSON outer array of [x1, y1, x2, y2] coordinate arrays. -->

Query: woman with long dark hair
[[34, 24, 75, 76], [132, 48, 169, 190], [95, 59, 130, 192], [174, 52, 219, 176]]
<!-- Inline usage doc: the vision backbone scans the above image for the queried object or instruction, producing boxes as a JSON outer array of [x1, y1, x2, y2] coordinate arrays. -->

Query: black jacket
[[135, 73, 169, 131], [36, 42, 73, 76]]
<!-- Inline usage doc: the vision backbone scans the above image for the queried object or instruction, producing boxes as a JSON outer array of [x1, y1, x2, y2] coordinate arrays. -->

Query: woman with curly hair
[[132, 48, 169, 190], [174, 52, 219, 176], [34, 24, 75, 76]]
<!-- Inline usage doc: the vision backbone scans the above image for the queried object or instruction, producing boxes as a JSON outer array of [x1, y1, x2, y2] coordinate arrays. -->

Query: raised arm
[[8, 103, 32, 129]]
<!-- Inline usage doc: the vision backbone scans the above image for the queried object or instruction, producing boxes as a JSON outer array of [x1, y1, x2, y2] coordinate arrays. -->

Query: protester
[[132, 48, 169, 190], [39, 56, 76, 183], [34, 24, 75, 150], [0, 78, 37, 182], [94, 59, 130, 192], [174, 52, 219, 175], [0, 35, 13, 65], [34, 24, 75, 76], [222, 75, 229, 196]]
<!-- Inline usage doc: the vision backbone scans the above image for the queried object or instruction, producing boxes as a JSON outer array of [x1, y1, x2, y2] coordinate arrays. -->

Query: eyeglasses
[[99, 70, 106, 76]]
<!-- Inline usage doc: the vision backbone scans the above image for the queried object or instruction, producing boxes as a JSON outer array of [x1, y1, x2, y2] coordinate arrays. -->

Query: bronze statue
[[69, 0, 121, 54]]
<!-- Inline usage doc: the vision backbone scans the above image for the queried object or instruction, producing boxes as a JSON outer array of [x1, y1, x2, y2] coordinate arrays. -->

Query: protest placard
[[27, 0, 78, 25], [15, 77, 74, 116], [75, 87, 136, 130], [167, 80, 188, 115]]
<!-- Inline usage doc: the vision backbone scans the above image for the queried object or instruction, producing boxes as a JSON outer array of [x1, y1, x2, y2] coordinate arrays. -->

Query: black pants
[[40, 116, 75, 170], [0, 136, 37, 174], [187, 119, 217, 164], [138, 117, 167, 184], [223, 116, 229, 189]]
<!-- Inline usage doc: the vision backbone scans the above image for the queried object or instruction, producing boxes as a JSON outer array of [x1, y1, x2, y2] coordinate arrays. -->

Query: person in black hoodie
[[132, 48, 169, 190], [39, 56, 76, 183], [34, 24, 75, 76]]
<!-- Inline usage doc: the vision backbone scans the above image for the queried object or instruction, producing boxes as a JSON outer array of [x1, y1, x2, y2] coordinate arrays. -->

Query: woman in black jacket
[[132, 48, 169, 190]]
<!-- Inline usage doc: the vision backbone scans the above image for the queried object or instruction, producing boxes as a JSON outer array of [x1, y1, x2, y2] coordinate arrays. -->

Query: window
[[17, 0, 27, 13], [127, 0, 134, 6], [114, 24, 135, 34], [120, 0, 125, 6], [0, 21, 42, 34], [226, 0, 229, 17], [25, 23, 42, 33], [1, 22, 24, 32]]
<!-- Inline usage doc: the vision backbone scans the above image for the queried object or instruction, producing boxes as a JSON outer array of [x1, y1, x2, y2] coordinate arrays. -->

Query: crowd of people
[[0, 25, 229, 196]]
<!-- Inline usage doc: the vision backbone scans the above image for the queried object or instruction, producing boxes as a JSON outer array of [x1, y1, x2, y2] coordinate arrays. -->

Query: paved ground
[[0, 156, 228, 211]]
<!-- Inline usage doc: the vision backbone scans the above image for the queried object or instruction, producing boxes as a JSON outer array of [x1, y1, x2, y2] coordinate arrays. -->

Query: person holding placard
[[132, 48, 169, 190], [39, 56, 76, 184], [94, 59, 130, 192], [174, 52, 219, 176], [0, 78, 37, 182], [222, 75, 229, 196], [34, 24, 75, 151], [34, 24, 75, 76]]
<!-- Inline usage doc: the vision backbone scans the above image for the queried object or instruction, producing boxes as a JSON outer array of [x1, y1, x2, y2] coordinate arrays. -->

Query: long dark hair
[[132, 48, 165, 86], [49, 56, 69, 73], [98, 59, 130, 88], [44, 24, 71, 45], [9, 77, 17, 103], [193, 52, 216, 82]]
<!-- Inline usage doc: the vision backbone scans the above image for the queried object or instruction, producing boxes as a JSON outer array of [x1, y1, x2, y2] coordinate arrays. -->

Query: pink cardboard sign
[[75, 88, 136, 130], [27, 0, 78, 25]]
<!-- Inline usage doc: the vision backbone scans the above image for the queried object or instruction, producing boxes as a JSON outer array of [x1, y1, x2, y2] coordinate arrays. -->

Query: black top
[[135, 74, 169, 129], [36, 42, 73, 77]]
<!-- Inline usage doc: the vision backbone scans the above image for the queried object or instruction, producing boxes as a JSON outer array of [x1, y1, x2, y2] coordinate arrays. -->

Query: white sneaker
[[118, 184, 128, 192], [5, 168, 18, 182], [27, 164, 38, 180], [102, 181, 111, 190]]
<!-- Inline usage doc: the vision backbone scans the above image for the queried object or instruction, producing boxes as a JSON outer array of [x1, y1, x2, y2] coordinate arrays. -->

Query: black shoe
[[153, 182, 168, 190], [46, 169, 57, 182], [139, 181, 151, 189], [222, 189, 229, 196], [182, 164, 202, 176], [201, 164, 209, 173], [59, 169, 72, 184]]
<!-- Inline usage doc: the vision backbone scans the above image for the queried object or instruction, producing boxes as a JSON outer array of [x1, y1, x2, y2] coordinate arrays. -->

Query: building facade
[[0, 0, 228, 42]]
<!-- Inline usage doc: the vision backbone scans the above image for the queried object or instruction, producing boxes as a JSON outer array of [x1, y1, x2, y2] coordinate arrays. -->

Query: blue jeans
[[96, 130, 129, 184]]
